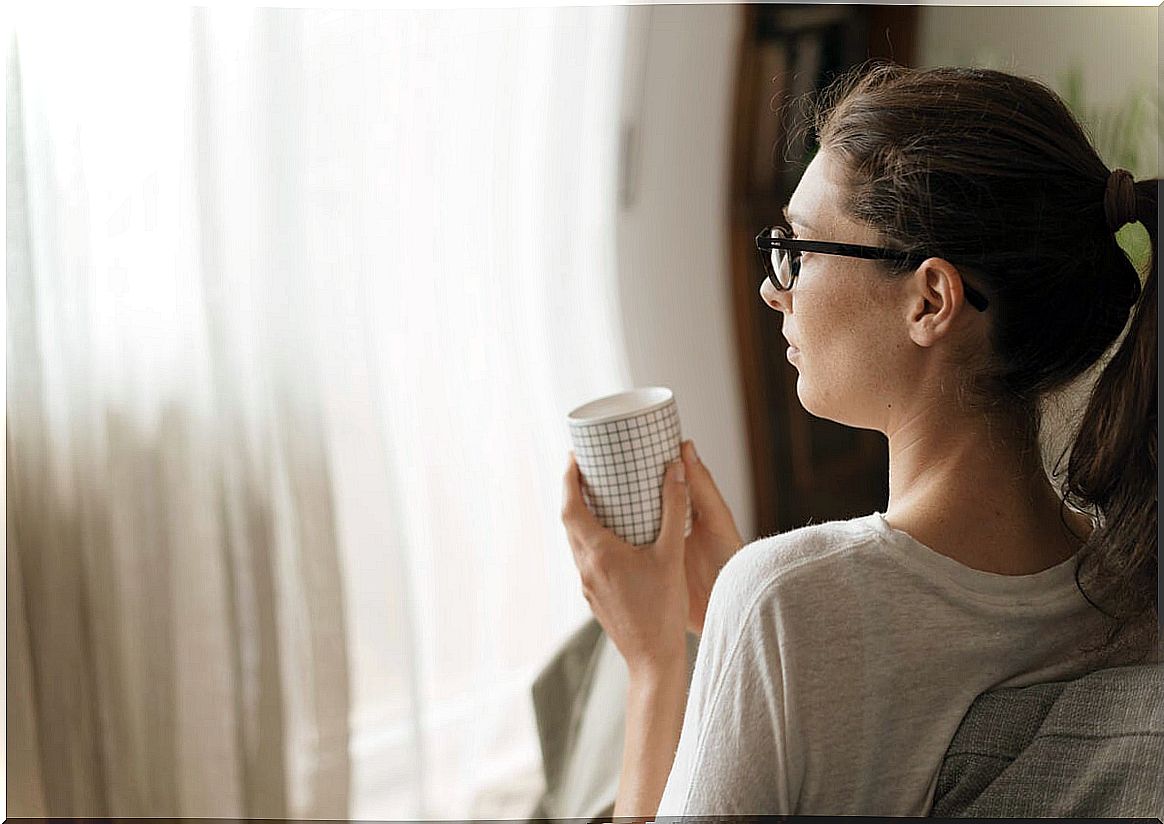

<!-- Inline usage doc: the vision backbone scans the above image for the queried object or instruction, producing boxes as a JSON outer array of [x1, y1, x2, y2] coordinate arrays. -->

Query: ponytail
[[1064, 178, 1158, 653]]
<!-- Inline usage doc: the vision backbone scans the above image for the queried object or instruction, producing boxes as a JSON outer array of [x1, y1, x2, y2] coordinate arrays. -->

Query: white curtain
[[7, 6, 630, 818]]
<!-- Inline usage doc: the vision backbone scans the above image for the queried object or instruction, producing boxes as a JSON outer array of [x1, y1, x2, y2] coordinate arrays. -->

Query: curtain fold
[[8, 9, 352, 816], [8, 7, 630, 818]]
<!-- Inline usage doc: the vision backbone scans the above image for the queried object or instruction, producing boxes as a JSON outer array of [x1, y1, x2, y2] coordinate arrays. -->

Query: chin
[[796, 380, 866, 429], [794, 379, 829, 420]]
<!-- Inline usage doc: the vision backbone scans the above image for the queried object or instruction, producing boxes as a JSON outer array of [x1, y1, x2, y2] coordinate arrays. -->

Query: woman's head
[[810, 65, 1147, 405], [760, 146, 994, 432], [772, 62, 1157, 646]]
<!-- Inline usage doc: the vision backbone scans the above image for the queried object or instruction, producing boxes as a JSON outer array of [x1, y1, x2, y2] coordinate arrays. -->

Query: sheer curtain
[[8, 7, 630, 818]]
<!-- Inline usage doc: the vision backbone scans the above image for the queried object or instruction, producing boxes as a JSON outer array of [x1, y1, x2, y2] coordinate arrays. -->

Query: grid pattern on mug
[[569, 402, 692, 546]]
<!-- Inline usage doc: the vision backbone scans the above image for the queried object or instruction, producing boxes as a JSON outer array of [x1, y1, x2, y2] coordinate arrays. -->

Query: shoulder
[[705, 514, 886, 629], [717, 515, 883, 598]]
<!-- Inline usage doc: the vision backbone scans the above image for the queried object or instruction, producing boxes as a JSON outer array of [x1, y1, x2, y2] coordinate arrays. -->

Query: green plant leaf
[[1116, 221, 1152, 280]]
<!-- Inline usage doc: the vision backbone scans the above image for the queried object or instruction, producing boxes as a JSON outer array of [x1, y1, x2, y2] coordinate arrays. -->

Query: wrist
[[617, 649, 689, 820], [627, 647, 688, 686]]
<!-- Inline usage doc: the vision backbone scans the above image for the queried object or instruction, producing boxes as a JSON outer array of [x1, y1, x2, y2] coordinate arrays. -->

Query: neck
[[882, 402, 1085, 574]]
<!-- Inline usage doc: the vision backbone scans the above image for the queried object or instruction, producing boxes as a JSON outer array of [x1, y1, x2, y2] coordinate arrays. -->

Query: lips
[[784, 334, 800, 361]]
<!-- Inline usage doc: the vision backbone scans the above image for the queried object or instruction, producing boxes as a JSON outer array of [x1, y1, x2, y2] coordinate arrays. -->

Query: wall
[[615, 4, 756, 539], [918, 5, 1157, 150]]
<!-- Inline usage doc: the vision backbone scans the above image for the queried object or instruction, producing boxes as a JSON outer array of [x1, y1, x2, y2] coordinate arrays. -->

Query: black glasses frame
[[755, 226, 990, 312]]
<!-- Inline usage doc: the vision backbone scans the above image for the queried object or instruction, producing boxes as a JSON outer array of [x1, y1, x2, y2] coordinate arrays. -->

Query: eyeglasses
[[755, 226, 990, 312]]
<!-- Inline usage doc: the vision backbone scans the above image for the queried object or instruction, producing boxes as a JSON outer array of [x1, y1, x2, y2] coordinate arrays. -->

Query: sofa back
[[930, 662, 1164, 818]]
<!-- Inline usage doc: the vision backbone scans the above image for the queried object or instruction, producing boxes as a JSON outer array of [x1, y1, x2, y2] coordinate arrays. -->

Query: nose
[[759, 277, 791, 313]]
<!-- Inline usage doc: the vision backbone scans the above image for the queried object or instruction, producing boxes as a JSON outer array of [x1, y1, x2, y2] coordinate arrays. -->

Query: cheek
[[792, 287, 893, 423]]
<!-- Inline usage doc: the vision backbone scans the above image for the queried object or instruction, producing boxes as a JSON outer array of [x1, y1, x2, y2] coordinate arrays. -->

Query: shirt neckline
[[861, 511, 1083, 602]]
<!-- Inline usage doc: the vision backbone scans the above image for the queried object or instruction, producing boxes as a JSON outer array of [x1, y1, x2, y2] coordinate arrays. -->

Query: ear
[[905, 258, 971, 347]]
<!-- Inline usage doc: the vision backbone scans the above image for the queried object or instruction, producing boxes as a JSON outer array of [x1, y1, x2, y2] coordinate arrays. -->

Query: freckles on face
[[791, 263, 890, 425]]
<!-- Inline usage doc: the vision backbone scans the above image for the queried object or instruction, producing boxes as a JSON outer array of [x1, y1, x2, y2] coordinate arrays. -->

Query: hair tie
[[1104, 169, 1137, 231]]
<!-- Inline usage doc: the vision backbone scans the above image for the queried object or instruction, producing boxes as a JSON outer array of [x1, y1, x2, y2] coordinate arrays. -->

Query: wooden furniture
[[728, 4, 917, 536]]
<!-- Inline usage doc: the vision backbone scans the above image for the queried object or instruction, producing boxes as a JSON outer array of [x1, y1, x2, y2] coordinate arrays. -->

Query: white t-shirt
[[656, 512, 1155, 817]]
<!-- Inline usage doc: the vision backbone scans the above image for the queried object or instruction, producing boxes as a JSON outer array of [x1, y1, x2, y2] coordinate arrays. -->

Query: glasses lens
[[773, 249, 791, 289], [758, 226, 799, 290], [772, 227, 796, 289]]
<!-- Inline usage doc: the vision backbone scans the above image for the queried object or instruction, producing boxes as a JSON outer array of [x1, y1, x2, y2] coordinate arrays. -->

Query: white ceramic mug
[[566, 386, 692, 546]]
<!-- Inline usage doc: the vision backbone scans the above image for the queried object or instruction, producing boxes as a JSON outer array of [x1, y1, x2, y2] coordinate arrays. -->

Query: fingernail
[[674, 461, 686, 483], [688, 441, 700, 464]]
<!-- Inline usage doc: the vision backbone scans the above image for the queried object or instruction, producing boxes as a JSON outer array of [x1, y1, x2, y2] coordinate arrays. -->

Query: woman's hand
[[561, 452, 691, 677], [679, 439, 745, 635]]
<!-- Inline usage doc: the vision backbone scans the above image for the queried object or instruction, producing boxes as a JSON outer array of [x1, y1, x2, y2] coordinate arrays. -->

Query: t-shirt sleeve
[[656, 548, 798, 819]]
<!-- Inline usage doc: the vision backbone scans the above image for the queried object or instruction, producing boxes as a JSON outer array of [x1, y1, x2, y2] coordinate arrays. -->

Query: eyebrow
[[782, 204, 811, 230]]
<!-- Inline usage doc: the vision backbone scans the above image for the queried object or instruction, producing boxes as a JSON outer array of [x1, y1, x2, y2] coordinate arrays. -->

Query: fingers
[[562, 453, 600, 587], [682, 439, 730, 521], [653, 459, 688, 551], [561, 451, 600, 532]]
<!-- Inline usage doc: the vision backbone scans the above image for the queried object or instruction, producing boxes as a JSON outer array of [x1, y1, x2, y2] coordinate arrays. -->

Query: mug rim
[[566, 386, 674, 427]]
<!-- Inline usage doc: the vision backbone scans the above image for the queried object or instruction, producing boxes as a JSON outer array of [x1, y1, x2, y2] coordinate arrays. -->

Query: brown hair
[[809, 63, 1157, 653]]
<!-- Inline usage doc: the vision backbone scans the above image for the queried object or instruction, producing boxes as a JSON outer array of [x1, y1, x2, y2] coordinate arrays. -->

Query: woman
[[560, 64, 1158, 816]]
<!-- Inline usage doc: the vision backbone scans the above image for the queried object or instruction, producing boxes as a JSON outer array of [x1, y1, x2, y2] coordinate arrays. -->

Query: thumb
[[653, 459, 689, 552]]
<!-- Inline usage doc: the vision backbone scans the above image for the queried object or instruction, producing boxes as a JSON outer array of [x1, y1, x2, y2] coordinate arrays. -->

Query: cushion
[[930, 662, 1164, 818]]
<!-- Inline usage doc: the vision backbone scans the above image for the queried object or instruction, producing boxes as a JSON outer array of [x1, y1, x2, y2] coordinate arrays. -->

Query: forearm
[[613, 657, 689, 820]]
